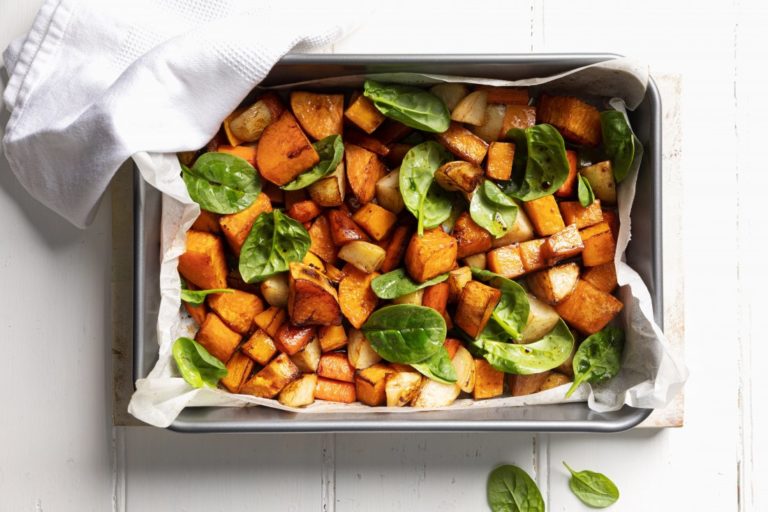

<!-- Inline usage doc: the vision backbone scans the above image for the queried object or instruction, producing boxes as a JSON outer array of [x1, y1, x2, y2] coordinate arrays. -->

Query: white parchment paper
[[128, 58, 688, 427]]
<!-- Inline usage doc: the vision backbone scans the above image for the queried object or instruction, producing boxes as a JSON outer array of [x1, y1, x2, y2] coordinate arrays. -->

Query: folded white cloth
[[2, 0, 356, 227]]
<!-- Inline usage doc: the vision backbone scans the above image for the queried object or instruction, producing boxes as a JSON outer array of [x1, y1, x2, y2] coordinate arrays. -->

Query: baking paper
[[128, 57, 688, 427]]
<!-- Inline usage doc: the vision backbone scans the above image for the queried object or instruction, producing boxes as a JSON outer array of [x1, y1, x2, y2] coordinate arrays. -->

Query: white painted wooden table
[[1, 1, 763, 510]]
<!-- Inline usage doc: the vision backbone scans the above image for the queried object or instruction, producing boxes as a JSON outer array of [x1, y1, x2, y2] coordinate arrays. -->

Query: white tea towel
[[2, 0, 357, 227]]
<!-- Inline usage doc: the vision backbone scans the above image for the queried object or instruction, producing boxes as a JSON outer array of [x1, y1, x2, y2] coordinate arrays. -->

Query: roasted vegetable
[[287, 262, 341, 326], [241, 353, 300, 398], [537, 95, 602, 146], [290, 92, 344, 141], [179, 231, 228, 290], [256, 111, 320, 186], [405, 228, 457, 283]]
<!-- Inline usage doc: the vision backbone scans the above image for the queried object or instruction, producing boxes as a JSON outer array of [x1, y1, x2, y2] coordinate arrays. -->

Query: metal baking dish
[[134, 54, 662, 433]]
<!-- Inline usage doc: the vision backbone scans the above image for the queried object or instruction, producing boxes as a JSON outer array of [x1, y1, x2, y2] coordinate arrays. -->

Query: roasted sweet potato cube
[[219, 192, 272, 255], [602, 209, 620, 240], [526, 263, 580, 305], [375, 119, 412, 145], [315, 377, 357, 403], [582, 262, 618, 293], [355, 364, 395, 406], [352, 203, 398, 241], [253, 307, 287, 338], [318, 325, 348, 352], [477, 86, 529, 105], [290, 91, 344, 140], [580, 222, 616, 267], [423, 281, 450, 317], [555, 150, 579, 198], [434, 161, 484, 196], [385, 143, 412, 167], [241, 329, 277, 365], [228, 92, 284, 143], [256, 111, 320, 186], [519, 239, 546, 272], [184, 301, 207, 326], [487, 244, 526, 279], [435, 122, 489, 165], [405, 228, 458, 283], [288, 262, 341, 327], [338, 264, 379, 329], [452, 212, 492, 258], [524, 195, 566, 236], [537, 95, 602, 146], [278, 373, 318, 408], [195, 313, 242, 363], [317, 352, 356, 383], [344, 95, 386, 134], [345, 128, 390, 156], [455, 281, 502, 338], [240, 353, 300, 398], [380, 225, 411, 273], [221, 352, 255, 393], [555, 279, 623, 334], [327, 209, 369, 246], [559, 199, 603, 229], [473, 359, 504, 400], [308, 215, 337, 263], [486, 142, 515, 181], [207, 289, 263, 335], [287, 200, 323, 224], [274, 323, 316, 356], [447, 266, 472, 303], [443, 338, 462, 359], [508, 371, 551, 397], [345, 143, 386, 204], [178, 231, 228, 290], [217, 145, 257, 167], [542, 224, 584, 266], [500, 105, 536, 136], [191, 210, 221, 233]]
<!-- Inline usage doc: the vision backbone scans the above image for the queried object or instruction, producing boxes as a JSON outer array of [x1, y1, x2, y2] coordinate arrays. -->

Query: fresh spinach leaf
[[563, 462, 620, 508], [471, 268, 529, 341], [504, 124, 570, 201], [399, 141, 453, 235], [362, 305, 447, 364], [239, 210, 311, 283], [470, 180, 519, 238], [472, 319, 574, 375], [566, 326, 624, 398], [180, 288, 233, 306], [181, 152, 261, 214], [363, 80, 451, 133], [600, 110, 635, 183], [371, 268, 449, 299], [577, 174, 595, 207], [172, 337, 228, 388], [487, 465, 545, 512], [281, 135, 344, 190], [411, 346, 458, 384]]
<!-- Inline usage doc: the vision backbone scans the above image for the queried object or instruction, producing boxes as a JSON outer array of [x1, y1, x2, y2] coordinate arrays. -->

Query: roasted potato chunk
[[491, 207, 535, 247], [344, 95, 385, 134], [260, 274, 290, 308], [524, 195, 566, 237], [412, 379, 460, 408], [308, 162, 346, 207], [582, 262, 618, 293], [580, 222, 616, 267], [207, 289, 263, 335], [241, 328, 277, 366], [178, 231, 228, 290], [385, 370, 423, 407], [559, 199, 603, 229], [338, 264, 379, 329], [241, 353, 300, 398], [375, 169, 405, 214], [473, 359, 504, 399], [580, 161, 617, 204], [543, 224, 584, 266], [219, 192, 272, 255], [435, 160, 485, 197], [455, 281, 502, 338], [288, 262, 342, 327], [345, 143, 387, 204], [447, 266, 472, 303], [405, 228, 458, 283], [195, 313, 242, 364], [228, 92, 284, 142], [278, 373, 317, 408], [471, 104, 507, 143], [526, 263, 580, 305], [352, 203, 398, 241], [555, 279, 624, 334], [338, 241, 386, 273], [355, 364, 395, 406], [221, 352, 255, 394], [453, 345, 476, 393], [486, 142, 515, 181], [487, 244, 526, 279], [290, 92, 344, 140], [451, 90, 487, 126], [347, 329, 382, 370], [256, 111, 320, 186], [520, 293, 561, 343], [452, 212, 492, 258], [537, 95, 602, 146], [435, 122, 489, 165], [290, 336, 321, 373]]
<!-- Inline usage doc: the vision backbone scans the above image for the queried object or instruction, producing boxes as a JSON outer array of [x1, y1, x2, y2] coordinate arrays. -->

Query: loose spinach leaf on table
[[371, 268, 449, 300], [504, 124, 570, 201], [172, 337, 228, 389], [471, 319, 574, 375], [487, 465, 545, 512], [180, 288, 233, 306], [600, 110, 635, 183], [469, 180, 519, 238], [411, 346, 458, 384], [566, 326, 624, 398], [577, 174, 595, 207], [281, 134, 344, 190], [181, 152, 261, 214], [563, 461, 620, 508], [363, 80, 451, 133], [399, 141, 454, 235], [239, 210, 311, 283], [471, 268, 529, 341], [362, 305, 446, 364]]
